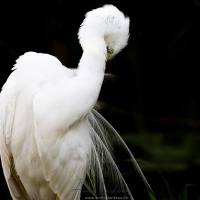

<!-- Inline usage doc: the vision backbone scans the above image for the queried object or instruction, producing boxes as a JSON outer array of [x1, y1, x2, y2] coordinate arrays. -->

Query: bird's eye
[[107, 47, 114, 59]]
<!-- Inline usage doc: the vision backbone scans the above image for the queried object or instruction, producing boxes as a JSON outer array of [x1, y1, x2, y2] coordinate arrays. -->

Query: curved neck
[[77, 37, 107, 84], [78, 52, 105, 76], [65, 45, 107, 121]]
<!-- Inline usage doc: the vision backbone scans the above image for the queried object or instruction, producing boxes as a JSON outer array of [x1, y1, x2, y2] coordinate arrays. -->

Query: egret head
[[78, 4, 130, 60]]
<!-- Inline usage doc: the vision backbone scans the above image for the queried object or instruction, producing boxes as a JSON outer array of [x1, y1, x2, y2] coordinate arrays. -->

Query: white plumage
[[0, 4, 150, 200]]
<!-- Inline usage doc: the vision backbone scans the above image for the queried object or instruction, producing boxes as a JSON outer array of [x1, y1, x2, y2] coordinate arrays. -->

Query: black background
[[1, 0, 200, 199]]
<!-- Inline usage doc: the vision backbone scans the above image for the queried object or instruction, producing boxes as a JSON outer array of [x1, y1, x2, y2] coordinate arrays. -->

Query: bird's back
[[0, 52, 78, 200]]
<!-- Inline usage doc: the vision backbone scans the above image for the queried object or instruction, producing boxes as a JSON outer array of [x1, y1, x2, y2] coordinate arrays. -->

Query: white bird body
[[0, 4, 150, 200], [1, 52, 89, 199]]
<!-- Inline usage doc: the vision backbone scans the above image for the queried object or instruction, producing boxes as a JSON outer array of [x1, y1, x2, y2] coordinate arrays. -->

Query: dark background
[[1, 0, 200, 199]]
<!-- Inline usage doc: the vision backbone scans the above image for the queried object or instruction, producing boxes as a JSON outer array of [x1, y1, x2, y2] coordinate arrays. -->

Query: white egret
[[0, 4, 151, 200]]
